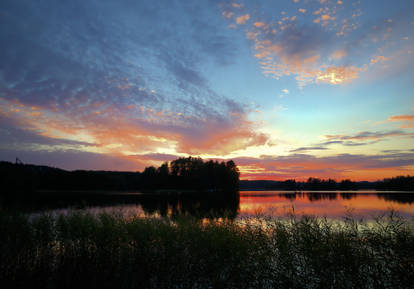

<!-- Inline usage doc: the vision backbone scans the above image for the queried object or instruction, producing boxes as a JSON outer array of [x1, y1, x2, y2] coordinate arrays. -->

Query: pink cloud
[[0, 96, 268, 158]]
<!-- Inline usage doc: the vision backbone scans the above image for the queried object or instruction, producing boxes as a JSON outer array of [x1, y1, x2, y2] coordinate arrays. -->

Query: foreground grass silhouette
[[1, 210, 413, 288]]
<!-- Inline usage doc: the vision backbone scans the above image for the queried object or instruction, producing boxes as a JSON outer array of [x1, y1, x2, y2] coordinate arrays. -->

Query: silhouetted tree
[[143, 157, 240, 192], [339, 179, 357, 190], [376, 176, 414, 191]]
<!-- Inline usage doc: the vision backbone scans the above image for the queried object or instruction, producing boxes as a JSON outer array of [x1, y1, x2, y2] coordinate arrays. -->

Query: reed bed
[[1, 210, 413, 289]]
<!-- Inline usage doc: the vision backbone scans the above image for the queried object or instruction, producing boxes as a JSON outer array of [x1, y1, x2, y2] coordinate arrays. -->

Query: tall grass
[[1, 210, 413, 289]]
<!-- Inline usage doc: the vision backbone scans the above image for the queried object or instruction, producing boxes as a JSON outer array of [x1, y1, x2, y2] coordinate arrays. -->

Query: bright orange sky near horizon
[[1, 0, 414, 181]]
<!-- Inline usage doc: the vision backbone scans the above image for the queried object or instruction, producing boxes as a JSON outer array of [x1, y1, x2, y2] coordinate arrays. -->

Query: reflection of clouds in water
[[239, 192, 414, 220], [31, 192, 414, 221]]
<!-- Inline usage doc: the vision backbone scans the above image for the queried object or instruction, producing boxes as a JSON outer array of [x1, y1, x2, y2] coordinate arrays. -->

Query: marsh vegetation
[[1, 210, 413, 289]]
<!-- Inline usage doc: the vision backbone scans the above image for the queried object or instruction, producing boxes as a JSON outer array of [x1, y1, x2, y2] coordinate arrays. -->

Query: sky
[[1, 0, 414, 181]]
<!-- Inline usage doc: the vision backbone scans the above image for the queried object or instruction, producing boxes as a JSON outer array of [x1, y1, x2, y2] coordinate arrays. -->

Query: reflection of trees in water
[[377, 193, 414, 204], [279, 193, 297, 200], [1, 192, 240, 218], [273, 191, 414, 205], [139, 193, 240, 219], [306, 193, 338, 202], [339, 193, 358, 200]]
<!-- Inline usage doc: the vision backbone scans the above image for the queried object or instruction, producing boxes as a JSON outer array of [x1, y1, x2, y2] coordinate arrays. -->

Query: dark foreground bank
[[1, 211, 413, 289]]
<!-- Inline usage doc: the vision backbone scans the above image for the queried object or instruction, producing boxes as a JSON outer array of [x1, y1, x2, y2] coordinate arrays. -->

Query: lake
[[239, 191, 414, 219], [32, 190, 414, 220]]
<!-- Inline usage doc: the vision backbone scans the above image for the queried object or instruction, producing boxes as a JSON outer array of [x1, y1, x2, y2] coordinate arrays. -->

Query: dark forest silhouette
[[1, 159, 413, 204], [376, 175, 414, 191], [240, 176, 414, 191], [0, 157, 240, 194]]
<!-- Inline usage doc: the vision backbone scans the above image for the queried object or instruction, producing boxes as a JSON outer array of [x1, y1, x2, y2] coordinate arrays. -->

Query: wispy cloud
[[0, 0, 267, 165], [388, 115, 414, 122], [324, 130, 414, 142], [232, 153, 414, 180], [290, 146, 328, 153], [388, 113, 414, 128]]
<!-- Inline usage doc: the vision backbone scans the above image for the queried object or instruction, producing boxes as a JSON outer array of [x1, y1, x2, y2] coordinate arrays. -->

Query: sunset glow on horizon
[[1, 0, 414, 181]]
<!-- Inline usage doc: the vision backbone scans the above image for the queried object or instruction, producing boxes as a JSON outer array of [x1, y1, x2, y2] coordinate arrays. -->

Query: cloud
[[290, 146, 328, 152], [316, 66, 359, 85], [253, 22, 266, 28], [0, 116, 96, 148], [388, 115, 414, 122], [243, 12, 365, 86], [222, 11, 233, 19], [388, 114, 414, 128], [224, 0, 412, 87], [236, 14, 250, 24], [0, 96, 268, 157], [0, 0, 267, 162], [370, 55, 389, 65], [130, 153, 181, 162], [325, 130, 414, 142], [232, 153, 414, 180], [0, 148, 144, 171], [331, 50, 347, 60]]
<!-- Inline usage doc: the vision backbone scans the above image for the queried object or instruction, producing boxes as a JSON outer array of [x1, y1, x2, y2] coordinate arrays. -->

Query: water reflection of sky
[[42, 191, 414, 221], [239, 191, 414, 220]]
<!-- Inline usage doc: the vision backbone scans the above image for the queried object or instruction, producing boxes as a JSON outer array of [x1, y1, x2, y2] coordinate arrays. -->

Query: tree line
[[141, 157, 240, 191], [2, 158, 413, 198], [0, 157, 240, 195], [240, 176, 414, 191]]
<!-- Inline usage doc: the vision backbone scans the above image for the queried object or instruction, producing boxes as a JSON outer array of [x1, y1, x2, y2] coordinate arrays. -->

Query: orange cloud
[[321, 14, 331, 21], [0, 97, 268, 158], [236, 14, 250, 24], [370, 55, 388, 65], [253, 22, 266, 27], [388, 114, 414, 128], [298, 8, 306, 13], [388, 115, 414, 122]]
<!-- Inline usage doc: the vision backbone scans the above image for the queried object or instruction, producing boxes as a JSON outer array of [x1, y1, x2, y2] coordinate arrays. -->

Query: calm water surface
[[45, 191, 414, 220], [239, 191, 414, 219]]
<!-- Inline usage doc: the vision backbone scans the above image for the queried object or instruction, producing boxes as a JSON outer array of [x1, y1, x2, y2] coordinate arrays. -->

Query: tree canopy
[[141, 157, 240, 192]]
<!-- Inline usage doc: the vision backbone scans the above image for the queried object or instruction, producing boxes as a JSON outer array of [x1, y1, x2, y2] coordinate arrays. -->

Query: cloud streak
[[232, 153, 414, 180]]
